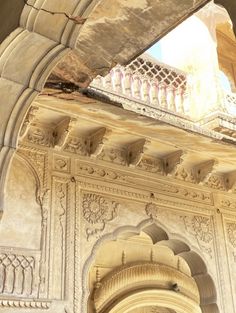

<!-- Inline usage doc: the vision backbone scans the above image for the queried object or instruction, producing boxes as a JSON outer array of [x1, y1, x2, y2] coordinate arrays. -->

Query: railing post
[[167, 86, 176, 112], [158, 83, 167, 108], [132, 74, 141, 99], [176, 87, 185, 114], [150, 81, 159, 106], [141, 76, 150, 103], [123, 70, 132, 96], [113, 67, 122, 92]]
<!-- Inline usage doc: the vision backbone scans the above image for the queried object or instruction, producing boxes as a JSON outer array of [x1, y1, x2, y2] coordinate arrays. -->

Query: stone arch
[[84, 219, 219, 313], [99, 290, 201, 313]]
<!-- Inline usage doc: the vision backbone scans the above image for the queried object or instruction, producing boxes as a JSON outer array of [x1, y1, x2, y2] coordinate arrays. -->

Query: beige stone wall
[[0, 128, 235, 312]]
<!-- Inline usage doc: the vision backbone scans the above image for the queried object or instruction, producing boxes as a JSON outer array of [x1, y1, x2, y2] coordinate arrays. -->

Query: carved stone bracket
[[54, 117, 77, 150], [19, 106, 39, 140]]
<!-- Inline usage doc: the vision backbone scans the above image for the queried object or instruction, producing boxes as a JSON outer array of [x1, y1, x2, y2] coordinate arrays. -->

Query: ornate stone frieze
[[97, 147, 127, 165], [75, 160, 213, 205], [221, 199, 236, 211], [174, 166, 196, 183], [76, 162, 128, 182], [82, 193, 120, 240], [205, 174, 227, 191], [0, 299, 51, 309], [137, 156, 163, 174]]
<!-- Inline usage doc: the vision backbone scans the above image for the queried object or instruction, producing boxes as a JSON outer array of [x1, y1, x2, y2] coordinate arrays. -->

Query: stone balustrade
[[91, 55, 188, 116], [0, 248, 40, 298]]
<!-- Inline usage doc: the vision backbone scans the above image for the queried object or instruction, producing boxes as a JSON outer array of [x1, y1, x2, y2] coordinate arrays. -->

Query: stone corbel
[[127, 139, 150, 167], [163, 150, 183, 175], [90, 128, 112, 158], [19, 106, 39, 140], [205, 170, 236, 191], [54, 117, 77, 150]]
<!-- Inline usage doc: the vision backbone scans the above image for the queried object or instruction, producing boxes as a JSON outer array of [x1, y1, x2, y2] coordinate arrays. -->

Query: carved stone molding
[[82, 193, 120, 240], [93, 262, 199, 313], [0, 299, 51, 309]]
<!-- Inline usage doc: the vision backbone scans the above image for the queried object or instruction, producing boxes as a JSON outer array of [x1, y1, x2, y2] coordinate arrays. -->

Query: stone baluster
[[141, 77, 150, 103], [158, 83, 167, 108], [150, 81, 159, 106], [104, 72, 113, 90], [167, 86, 176, 112], [113, 67, 122, 92], [123, 70, 132, 96], [93, 75, 103, 87], [14, 260, 24, 295], [4, 257, 15, 294], [132, 74, 141, 99], [176, 87, 185, 114]]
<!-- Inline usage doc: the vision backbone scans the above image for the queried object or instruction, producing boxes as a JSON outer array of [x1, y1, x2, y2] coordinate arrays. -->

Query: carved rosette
[[82, 194, 119, 240], [181, 215, 213, 258]]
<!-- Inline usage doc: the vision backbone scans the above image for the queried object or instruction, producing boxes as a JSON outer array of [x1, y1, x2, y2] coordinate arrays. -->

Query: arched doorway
[[86, 223, 219, 313]]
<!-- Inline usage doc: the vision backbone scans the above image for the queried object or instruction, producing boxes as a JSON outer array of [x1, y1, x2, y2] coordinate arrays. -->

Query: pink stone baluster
[[150, 81, 159, 106], [93, 75, 102, 87], [167, 86, 176, 112], [158, 83, 167, 108], [141, 77, 150, 103], [113, 67, 122, 92], [104, 72, 113, 90], [176, 87, 185, 113], [132, 74, 141, 99], [123, 70, 132, 96]]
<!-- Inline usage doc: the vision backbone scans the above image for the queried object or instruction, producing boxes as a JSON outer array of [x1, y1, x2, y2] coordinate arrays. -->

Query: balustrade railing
[[91, 54, 188, 116], [0, 248, 40, 298]]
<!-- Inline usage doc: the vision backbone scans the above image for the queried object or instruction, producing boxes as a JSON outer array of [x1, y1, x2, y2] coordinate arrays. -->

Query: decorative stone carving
[[97, 147, 127, 165], [64, 136, 90, 155], [0, 299, 50, 309], [205, 174, 226, 191], [145, 203, 159, 219], [227, 223, 236, 248], [174, 166, 195, 182], [19, 106, 39, 139], [53, 155, 70, 173], [137, 156, 163, 174], [27, 126, 54, 147], [181, 215, 213, 257], [76, 162, 128, 182], [0, 253, 36, 297], [82, 193, 119, 240]]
